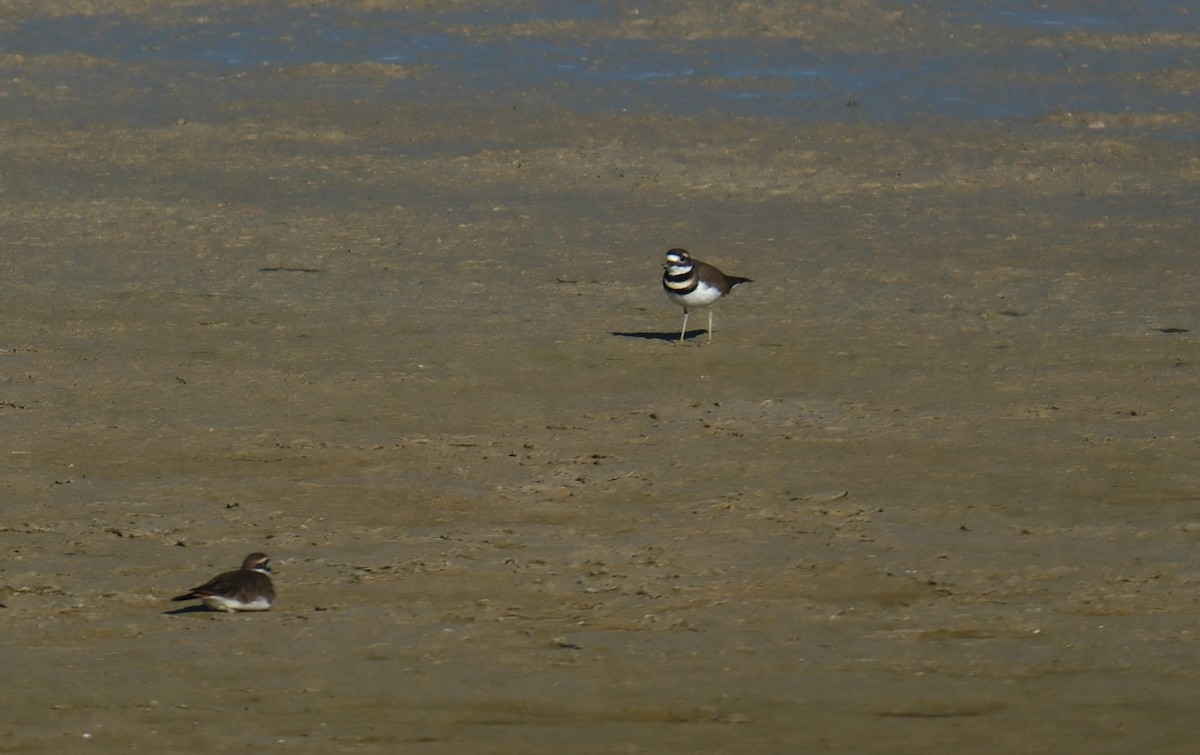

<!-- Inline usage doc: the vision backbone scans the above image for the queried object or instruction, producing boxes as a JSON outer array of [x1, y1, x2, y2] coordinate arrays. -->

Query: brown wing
[[171, 568, 243, 601]]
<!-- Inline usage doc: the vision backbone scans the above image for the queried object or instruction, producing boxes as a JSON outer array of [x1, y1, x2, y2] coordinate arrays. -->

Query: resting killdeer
[[662, 248, 752, 344], [171, 552, 276, 612]]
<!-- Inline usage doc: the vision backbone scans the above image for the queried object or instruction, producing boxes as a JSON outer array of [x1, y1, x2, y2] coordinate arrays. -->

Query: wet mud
[[1, 1, 1198, 752]]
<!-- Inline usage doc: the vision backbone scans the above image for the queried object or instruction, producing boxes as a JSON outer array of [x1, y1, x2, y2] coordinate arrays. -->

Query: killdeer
[[171, 552, 276, 612], [661, 248, 751, 344]]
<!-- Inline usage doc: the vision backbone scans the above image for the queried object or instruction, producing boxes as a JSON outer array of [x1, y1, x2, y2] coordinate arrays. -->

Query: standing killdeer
[[661, 248, 752, 344], [171, 552, 276, 612]]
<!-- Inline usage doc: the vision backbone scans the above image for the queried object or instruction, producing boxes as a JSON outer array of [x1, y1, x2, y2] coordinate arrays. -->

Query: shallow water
[[2, 0, 1196, 124]]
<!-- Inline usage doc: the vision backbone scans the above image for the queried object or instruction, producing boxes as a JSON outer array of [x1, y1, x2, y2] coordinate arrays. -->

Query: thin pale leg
[[707, 309, 714, 341], [678, 308, 689, 344]]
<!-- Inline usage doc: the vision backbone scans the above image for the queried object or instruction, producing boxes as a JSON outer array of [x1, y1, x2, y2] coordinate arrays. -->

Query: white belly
[[666, 279, 725, 309], [202, 595, 272, 612]]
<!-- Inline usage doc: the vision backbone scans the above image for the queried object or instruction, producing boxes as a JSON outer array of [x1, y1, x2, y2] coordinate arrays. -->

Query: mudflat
[[2, 2, 1198, 752]]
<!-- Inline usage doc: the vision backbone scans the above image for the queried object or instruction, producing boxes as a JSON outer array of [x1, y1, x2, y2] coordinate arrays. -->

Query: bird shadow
[[611, 329, 706, 342], [162, 604, 214, 616]]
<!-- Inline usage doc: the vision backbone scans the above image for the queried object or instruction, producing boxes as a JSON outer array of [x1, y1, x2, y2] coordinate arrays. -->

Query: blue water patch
[[942, 0, 1194, 32], [0, 1, 1194, 123]]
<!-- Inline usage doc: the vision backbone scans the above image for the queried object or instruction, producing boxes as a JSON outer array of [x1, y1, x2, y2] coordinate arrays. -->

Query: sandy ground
[[1, 1, 1199, 752]]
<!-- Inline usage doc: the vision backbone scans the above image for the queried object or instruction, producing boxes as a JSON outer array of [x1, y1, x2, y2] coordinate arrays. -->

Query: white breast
[[666, 279, 725, 309]]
